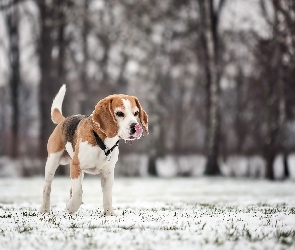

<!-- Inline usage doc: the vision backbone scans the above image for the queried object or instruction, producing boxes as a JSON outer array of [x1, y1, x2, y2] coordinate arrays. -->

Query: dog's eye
[[116, 111, 125, 117], [134, 111, 139, 116]]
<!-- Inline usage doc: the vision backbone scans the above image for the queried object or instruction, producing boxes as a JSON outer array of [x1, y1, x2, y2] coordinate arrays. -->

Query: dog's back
[[62, 115, 86, 146]]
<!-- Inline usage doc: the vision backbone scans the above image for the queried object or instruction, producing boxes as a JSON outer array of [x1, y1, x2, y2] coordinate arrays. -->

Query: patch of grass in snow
[[69, 222, 79, 229], [213, 237, 224, 246], [121, 225, 136, 230], [198, 203, 216, 209], [18, 226, 34, 234], [162, 225, 178, 230], [275, 229, 295, 246], [261, 204, 288, 215], [22, 211, 38, 217], [86, 241, 99, 249], [88, 224, 100, 230], [225, 230, 239, 241], [244, 229, 266, 242], [0, 213, 12, 218]]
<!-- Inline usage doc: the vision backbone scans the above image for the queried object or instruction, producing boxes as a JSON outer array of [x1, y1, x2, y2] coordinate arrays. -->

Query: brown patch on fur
[[92, 96, 119, 138], [78, 119, 97, 146], [70, 153, 81, 179], [52, 108, 65, 124], [109, 94, 137, 110], [134, 97, 149, 134], [86, 117, 107, 144], [111, 95, 125, 109], [47, 123, 65, 155]]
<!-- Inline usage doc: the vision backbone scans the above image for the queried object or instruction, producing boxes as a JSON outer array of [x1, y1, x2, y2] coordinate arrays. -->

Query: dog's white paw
[[103, 208, 117, 216], [39, 205, 50, 213], [66, 197, 82, 214]]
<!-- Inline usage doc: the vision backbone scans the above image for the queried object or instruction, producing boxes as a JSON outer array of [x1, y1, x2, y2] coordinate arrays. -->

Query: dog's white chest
[[78, 141, 118, 173]]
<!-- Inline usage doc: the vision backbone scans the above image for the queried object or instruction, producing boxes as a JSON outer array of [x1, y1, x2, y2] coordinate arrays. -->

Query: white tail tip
[[51, 84, 66, 116]]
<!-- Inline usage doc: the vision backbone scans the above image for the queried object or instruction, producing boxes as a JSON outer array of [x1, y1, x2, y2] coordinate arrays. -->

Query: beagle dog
[[39, 85, 148, 215]]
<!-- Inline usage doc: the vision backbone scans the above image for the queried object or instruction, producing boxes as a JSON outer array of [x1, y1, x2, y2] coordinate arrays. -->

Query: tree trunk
[[6, 0, 20, 159], [80, 0, 90, 114], [279, 74, 289, 179], [264, 2, 281, 180], [235, 67, 246, 153], [147, 156, 158, 176], [38, 1, 57, 159], [278, 47, 288, 179], [283, 152, 289, 179], [265, 153, 275, 180], [173, 86, 185, 154], [199, 0, 221, 175], [55, 2, 67, 175], [57, 5, 66, 85], [147, 120, 166, 176], [263, 77, 278, 180]]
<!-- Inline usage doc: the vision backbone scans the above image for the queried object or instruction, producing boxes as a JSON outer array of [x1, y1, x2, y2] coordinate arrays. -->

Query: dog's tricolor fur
[[40, 85, 148, 215]]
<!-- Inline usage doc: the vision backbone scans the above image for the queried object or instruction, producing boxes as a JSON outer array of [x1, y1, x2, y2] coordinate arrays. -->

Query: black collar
[[92, 130, 119, 159]]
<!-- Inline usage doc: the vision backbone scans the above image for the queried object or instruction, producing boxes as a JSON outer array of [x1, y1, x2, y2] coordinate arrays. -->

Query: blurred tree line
[[0, 0, 295, 180]]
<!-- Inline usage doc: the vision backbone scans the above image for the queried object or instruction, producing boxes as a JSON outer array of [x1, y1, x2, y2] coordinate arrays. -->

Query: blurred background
[[0, 0, 295, 180]]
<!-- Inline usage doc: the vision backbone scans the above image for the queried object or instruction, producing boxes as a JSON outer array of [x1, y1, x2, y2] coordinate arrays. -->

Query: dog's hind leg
[[39, 151, 63, 213]]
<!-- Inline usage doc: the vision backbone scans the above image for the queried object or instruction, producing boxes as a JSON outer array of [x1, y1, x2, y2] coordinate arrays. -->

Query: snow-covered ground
[[0, 177, 295, 249]]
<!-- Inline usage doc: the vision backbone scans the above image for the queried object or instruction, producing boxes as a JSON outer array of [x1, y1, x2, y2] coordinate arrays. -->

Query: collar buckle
[[105, 153, 112, 161]]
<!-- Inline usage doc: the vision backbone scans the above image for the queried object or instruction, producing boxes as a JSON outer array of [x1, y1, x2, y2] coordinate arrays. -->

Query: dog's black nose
[[130, 123, 137, 135]]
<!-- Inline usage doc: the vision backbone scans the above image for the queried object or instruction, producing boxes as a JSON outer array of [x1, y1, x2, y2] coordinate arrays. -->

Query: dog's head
[[92, 94, 148, 140]]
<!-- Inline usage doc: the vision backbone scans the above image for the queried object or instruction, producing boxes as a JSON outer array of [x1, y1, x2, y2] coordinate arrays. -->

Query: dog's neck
[[87, 115, 120, 149]]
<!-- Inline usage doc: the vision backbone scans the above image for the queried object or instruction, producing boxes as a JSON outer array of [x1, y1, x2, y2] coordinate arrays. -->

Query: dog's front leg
[[101, 167, 117, 216], [67, 156, 83, 214]]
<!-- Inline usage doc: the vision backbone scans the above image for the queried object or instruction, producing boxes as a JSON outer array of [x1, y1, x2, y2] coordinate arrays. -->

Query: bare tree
[[275, 0, 295, 179], [80, 0, 90, 115], [38, 0, 57, 159], [197, 0, 226, 175], [5, 0, 20, 158], [259, 0, 295, 179], [37, 0, 72, 160]]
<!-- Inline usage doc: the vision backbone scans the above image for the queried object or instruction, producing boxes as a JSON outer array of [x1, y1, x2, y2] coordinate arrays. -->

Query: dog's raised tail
[[51, 84, 66, 124]]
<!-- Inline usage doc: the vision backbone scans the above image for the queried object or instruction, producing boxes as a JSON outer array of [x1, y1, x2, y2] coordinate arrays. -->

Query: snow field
[[0, 177, 295, 249]]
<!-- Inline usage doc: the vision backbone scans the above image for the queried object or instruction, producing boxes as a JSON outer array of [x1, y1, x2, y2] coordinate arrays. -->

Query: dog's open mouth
[[130, 124, 143, 140]]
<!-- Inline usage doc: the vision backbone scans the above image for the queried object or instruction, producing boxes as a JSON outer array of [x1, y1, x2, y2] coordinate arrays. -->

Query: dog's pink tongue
[[134, 124, 143, 138]]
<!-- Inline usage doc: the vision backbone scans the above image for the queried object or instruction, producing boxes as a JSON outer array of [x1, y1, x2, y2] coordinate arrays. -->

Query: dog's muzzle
[[130, 123, 143, 139]]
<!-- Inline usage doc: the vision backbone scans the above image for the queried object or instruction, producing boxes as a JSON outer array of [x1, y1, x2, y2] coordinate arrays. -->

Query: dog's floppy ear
[[92, 97, 118, 138], [135, 97, 148, 134]]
